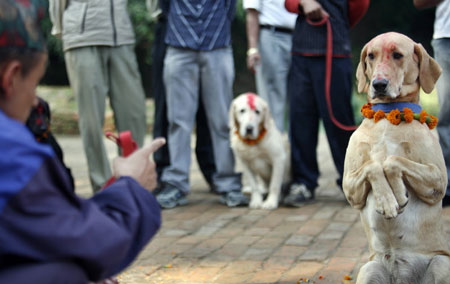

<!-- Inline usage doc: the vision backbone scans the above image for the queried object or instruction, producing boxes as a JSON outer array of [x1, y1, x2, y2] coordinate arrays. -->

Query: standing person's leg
[[108, 45, 146, 149], [195, 93, 216, 190], [64, 46, 110, 192], [284, 55, 318, 206], [432, 38, 450, 206], [199, 47, 248, 207], [313, 57, 354, 188], [257, 29, 292, 132], [152, 18, 170, 180], [159, 47, 200, 209]]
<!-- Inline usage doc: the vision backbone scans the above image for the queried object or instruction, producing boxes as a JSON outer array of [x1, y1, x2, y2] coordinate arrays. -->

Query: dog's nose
[[372, 78, 389, 93], [245, 125, 254, 135]]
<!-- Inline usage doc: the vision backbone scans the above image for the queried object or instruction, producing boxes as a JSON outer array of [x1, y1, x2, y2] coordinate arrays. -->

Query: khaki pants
[[65, 45, 146, 192]]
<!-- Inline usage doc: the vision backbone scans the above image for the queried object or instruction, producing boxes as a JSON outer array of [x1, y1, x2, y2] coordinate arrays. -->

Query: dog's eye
[[255, 109, 260, 115], [393, 52, 403, 60], [239, 109, 246, 114], [368, 53, 374, 60]]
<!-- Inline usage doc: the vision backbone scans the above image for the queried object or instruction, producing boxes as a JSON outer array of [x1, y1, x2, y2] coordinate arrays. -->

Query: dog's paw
[[249, 195, 263, 209], [261, 197, 278, 210], [375, 194, 399, 219]]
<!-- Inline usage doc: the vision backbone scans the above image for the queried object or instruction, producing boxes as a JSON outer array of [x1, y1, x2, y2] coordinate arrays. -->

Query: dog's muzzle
[[372, 78, 389, 98]]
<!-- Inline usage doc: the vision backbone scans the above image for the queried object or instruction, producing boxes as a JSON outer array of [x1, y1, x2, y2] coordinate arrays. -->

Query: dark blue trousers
[[288, 55, 354, 190], [151, 18, 216, 185]]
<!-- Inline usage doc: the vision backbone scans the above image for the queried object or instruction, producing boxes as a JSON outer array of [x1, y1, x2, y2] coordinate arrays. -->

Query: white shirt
[[243, 0, 297, 30], [433, 0, 450, 39]]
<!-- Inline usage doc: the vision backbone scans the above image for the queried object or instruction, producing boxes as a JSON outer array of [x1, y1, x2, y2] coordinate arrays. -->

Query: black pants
[[288, 55, 355, 190], [151, 18, 216, 186]]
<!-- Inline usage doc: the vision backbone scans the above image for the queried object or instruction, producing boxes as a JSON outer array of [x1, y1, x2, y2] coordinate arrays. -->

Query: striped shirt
[[160, 0, 236, 51]]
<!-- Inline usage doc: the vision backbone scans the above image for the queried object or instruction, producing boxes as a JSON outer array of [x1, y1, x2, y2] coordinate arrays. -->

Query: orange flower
[[374, 110, 385, 123], [427, 114, 438, 129], [362, 108, 375, 119], [387, 109, 401, 125], [403, 107, 414, 123], [419, 110, 428, 123], [361, 104, 375, 119]]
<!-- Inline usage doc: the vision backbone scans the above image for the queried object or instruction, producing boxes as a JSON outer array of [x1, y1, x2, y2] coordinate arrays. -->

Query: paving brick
[[296, 219, 329, 236], [285, 234, 314, 246], [272, 245, 307, 258], [239, 247, 274, 261], [279, 261, 324, 283], [299, 240, 339, 261]]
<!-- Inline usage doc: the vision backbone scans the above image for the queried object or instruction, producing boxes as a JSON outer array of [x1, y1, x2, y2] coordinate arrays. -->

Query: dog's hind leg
[[421, 255, 450, 284], [356, 261, 392, 284]]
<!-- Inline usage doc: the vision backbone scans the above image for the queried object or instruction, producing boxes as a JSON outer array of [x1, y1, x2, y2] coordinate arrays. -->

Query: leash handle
[[102, 131, 139, 189], [306, 16, 358, 131]]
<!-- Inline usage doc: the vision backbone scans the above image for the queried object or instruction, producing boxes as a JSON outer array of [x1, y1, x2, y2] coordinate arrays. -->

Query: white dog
[[343, 32, 450, 284], [229, 93, 291, 210]]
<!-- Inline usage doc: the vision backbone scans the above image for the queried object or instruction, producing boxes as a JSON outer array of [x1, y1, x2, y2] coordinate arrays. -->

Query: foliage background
[[40, 0, 437, 97]]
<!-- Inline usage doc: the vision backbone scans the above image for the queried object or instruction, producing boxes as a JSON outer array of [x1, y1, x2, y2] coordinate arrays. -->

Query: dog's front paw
[[375, 194, 399, 219], [261, 196, 278, 210], [249, 194, 263, 209]]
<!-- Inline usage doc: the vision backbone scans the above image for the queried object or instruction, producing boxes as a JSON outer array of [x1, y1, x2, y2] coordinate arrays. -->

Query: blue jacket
[[0, 110, 161, 283]]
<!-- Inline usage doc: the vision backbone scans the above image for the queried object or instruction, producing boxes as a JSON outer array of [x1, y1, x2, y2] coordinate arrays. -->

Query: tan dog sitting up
[[343, 32, 450, 284]]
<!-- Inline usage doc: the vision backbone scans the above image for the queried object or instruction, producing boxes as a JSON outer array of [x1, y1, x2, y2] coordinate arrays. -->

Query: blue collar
[[371, 102, 422, 113]]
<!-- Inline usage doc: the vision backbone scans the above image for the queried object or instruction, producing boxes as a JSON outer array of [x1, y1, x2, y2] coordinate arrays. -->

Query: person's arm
[[413, 0, 444, 9], [0, 139, 165, 281], [285, 0, 328, 19], [48, 0, 66, 38], [146, 0, 162, 21], [348, 0, 370, 28], [246, 8, 261, 73]]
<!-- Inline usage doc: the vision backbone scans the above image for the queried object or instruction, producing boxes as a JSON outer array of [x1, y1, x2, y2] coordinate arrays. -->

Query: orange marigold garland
[[402, 107, 414, 123], [374, 110, 385, 123], [360, 104, 438, 129], [427, 114, 438, 130], [419, 110, 428, 124], [361, 103, 375, 119], [386, 109, 401, 125]]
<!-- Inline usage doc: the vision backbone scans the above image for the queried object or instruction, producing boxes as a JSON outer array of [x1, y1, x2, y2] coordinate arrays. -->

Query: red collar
[[234, 128, 267, 146]]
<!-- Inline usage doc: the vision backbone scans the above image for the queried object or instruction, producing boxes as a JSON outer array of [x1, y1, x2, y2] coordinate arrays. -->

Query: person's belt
[[259, 24, 293, 34]]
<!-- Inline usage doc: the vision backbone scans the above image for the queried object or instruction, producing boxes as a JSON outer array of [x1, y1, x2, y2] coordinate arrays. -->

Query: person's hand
[[247, 50, 261, 73], [301, 0, 329, 21], [112, 138, 166, 192]]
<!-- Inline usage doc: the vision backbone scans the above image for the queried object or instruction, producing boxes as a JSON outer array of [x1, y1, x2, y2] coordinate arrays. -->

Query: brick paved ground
[[57, 133, 450, 284]]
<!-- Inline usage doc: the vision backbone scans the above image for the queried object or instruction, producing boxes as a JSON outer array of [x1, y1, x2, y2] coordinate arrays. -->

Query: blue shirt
[[160, 0, 236, 51]]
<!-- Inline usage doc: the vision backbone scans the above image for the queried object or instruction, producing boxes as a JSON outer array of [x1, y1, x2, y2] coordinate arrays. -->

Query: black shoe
[[283, 183, 315, 207]]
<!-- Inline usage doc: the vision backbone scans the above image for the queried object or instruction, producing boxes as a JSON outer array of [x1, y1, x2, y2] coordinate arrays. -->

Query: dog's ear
[[228, 99, 237, 130], [414, 43, 442, 94], [356, 43, 369, 94]]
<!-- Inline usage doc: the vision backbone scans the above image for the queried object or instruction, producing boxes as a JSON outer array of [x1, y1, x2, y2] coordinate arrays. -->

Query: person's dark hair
[[0, 47, 43, 97]]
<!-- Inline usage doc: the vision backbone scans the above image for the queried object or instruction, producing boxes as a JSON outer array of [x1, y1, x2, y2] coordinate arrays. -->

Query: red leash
[[306, 16, 358, 131], [101, 130, 138, 189]]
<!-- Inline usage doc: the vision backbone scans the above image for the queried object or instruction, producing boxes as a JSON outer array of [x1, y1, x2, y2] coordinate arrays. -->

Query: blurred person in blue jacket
[[0, 0, 164, 283]]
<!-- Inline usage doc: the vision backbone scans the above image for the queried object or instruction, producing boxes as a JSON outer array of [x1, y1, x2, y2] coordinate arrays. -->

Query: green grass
[[37, 86, 155, 135]]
